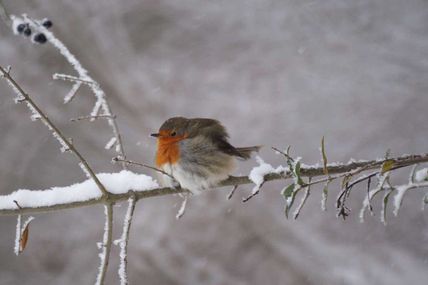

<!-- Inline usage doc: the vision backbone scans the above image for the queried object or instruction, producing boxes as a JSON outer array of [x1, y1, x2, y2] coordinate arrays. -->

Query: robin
[[151, 117, 260, 194]]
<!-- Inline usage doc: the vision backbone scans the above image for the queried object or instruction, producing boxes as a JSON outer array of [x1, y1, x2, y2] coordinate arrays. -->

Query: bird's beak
[[150, 133, 160, 138]]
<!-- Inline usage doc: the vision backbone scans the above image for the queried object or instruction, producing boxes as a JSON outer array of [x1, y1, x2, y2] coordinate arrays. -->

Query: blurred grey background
[[0, 0, 428, 284]]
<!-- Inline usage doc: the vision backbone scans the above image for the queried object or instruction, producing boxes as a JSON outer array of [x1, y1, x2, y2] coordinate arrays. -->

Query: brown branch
[[1, 152, 428, 216]]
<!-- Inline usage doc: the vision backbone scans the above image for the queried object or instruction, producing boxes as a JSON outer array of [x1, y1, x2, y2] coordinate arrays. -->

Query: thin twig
[[242, 180, 265, 202], [0, 65, 109, 197], [23, 16, 128, 170], [63, 82, 82, 104], [175, 195, 188, 219], [116, 192, 137, 285], [293, 178, 311, 219], [272, 146, 294, 162], [13, 202, 22, 255], [409, 164, 418, 184], [53, 73, 96, 86], [367, 177, 372, 212], [70, 115, 116, 122], [227, 185, 239, 200], [113, 157, 175, 180], [95, 203, 114, 285]]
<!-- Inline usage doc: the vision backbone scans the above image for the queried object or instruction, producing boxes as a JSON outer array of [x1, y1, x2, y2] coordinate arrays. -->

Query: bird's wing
[[187, 118, 229, 139]]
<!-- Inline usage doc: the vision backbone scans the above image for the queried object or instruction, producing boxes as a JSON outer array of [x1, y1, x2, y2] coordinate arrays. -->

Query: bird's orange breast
[[155, 135, 186, 167]]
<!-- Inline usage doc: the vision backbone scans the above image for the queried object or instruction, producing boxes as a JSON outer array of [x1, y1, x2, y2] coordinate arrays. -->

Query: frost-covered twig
[[95, 204, 114, 285], [13, 205, 21, 255], [175, 195, 188, 219], [13, 200, 34, 255], [359, 167, 391, 222], [392, 181, 428, 216], [63, 82, 81, 104], [53, 73, 97, 86], [115, 193, 137, 285], [293, 178, 311, 219], [70, 115, 116, 122], [0, 65, 109, 197], [321, 179, 332, 211], [244, 156, 287, 202], [19, 15, 128, 169]]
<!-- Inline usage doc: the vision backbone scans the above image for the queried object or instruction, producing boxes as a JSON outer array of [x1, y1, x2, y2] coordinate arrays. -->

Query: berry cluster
[[14, 18, 53, 44]]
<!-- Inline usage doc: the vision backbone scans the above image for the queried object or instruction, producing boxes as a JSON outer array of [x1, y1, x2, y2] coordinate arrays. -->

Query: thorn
[[242, 190, 259, 203], [14, 97, 27, 103], [227, 185, 238, 200], [13, 200, 22, 209]]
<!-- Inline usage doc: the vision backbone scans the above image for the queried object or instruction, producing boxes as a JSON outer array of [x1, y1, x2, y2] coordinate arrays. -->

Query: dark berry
[[23, 26, 32, 37], [33, 33, 47, 44], [42, 19, 53, 29], [16, 23, 26, 34]]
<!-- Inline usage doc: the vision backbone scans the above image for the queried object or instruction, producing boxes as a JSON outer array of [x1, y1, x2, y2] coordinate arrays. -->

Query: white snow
[[321, 180, 331, 211], [11, 17, 22, 35], [30, 113, 41, 121], [248, 156, 287, 195], [104, 137, 117, 150], [90, 99, 103, 118], [175, 196, 188, 219], [393, 185, 410, 216], [51, 132, 70, 153], [25, 102, 41, 121], [359, 173, 389, 223], [0, 171, 158, 210], [321, 190, 327, 211], [64, 82, 81, 104], [14, 215, 21, 255], [415, 168, 428, 182], [78, 162, 92, 179]]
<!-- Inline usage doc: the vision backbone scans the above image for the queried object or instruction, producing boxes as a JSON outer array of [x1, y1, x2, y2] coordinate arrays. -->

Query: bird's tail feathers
[[235, 146, 262, 160]]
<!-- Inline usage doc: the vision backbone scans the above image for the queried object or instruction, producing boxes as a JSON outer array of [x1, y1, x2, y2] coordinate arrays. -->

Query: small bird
[[151, 117, 260, 194]]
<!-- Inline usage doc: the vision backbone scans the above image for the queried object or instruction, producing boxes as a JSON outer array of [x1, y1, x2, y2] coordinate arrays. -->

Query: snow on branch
[[0, 171, 158, 212], [0, 152, 427, 217]]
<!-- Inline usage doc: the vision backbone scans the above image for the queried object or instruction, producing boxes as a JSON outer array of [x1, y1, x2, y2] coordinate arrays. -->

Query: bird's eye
[[171, 131, 177, 137]]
